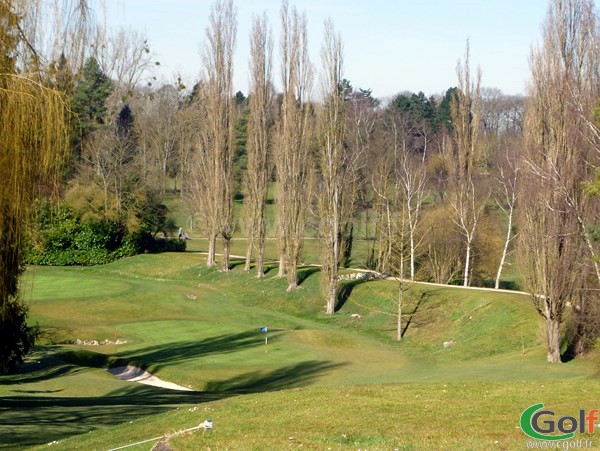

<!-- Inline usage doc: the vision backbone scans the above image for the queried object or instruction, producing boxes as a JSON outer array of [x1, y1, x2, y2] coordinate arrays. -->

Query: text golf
[[521, 403, 598, 441]]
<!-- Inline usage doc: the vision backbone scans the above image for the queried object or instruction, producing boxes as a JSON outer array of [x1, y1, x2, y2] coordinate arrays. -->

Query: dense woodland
[[2, 0, 600, 372]]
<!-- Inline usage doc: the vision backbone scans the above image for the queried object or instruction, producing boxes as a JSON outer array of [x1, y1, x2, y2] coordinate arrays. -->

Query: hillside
[[0, 252, 596, 449]]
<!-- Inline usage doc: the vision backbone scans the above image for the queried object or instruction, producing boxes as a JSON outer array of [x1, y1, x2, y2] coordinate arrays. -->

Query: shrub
[[130, 232, 186, 253], [0, 301, 39, 374], [27, 201, 184, 266]]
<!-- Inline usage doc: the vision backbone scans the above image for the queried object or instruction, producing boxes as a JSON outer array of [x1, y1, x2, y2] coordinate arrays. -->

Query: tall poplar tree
[[194, 0, 237, 270], [519, 0, 600, 363], [244, 13, 273, 277], [445, 42, 483, 287], [275, 1, 314, 291], [318, 20, 357, 314]]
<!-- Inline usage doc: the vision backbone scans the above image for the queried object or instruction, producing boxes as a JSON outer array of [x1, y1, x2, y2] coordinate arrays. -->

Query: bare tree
[[83, 128, 119, 216], [494, 146, 519, 289], [275, 1, 314, 290], [134, 85, 183, 193], [420, 204, 463, 284], [318, 20, 360, 314], [187, 83, 218, 264], [444, 42, 484, 287], [367, 110, 400, 274], [97, 27, 156, 100], [383, 108, 428, 281], [244, 13, 273, 277], [344, 86, 376, 269], [192, 0, 237, 269], [81, 103, 137, 221], [519, 0, 600, 363]]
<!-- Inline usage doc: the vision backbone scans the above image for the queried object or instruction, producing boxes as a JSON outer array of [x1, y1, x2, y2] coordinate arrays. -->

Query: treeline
[[177, 2, 527, 301], [173, 0, 600, 363], [25, 22, 190, 262]]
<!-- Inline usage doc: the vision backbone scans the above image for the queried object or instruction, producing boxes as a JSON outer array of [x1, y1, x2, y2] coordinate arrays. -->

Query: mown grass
[[44, 380, 600, 450], [0, 252, 596, 449]]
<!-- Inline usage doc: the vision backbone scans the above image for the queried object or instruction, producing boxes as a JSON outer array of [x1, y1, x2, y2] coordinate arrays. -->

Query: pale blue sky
[[106, 0, 549, 99]]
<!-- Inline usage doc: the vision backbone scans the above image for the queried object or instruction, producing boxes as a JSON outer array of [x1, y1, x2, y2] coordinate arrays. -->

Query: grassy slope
[[0, 253, 596, 449]]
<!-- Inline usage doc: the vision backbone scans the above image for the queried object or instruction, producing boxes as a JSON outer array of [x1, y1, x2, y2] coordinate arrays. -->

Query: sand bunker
[[107, 365, 193, 391]]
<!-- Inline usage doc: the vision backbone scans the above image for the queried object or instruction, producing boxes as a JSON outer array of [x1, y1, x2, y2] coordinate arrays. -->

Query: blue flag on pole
[[260, 326, 268, 333]]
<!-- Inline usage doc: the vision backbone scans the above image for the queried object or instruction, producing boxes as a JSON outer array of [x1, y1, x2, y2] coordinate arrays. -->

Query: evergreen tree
[[436, 87, 458, 131], [71, 57, 113, 158]]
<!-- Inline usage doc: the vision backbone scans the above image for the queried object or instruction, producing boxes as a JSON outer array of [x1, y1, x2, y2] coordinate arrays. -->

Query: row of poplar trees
[[188, 0, 354, 315]]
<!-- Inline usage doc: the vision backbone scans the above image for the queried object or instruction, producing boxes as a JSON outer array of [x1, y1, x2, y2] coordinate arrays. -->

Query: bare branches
[[275, 1, 314, 290], [519, 0, 600, 363], [445, 41, 484, 287], [494, 150, 519, 289], [244, 12, 273, 277], [318, 19, 352, 314], [97, 28, 156, 101], [192, 0, 237, 269]]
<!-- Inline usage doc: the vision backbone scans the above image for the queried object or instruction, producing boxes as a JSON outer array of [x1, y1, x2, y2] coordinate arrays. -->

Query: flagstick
[[265, 332, 268, 353]]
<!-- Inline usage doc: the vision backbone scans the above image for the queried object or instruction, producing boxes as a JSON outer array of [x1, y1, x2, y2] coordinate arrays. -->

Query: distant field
[[164, 187, 523, 290]]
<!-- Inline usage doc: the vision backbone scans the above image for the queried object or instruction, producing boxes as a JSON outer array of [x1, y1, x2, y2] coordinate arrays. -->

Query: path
[[190, 251, 530, 297]]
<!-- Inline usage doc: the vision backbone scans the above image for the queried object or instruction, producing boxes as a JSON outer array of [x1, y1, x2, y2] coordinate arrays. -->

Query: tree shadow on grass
[[262, 264, 275, 275], [401, 291, 430, 338], [0, 358, 342, 448], [297, 266, 320, 285], [335, 279, 369, 312], [54, 330, 277, 375], [0, 353, 83, 386], [0, 384, 209, 449], [227, 258, 247, 270], [120, 330, 275, 373], [204, 360, 344, 394]]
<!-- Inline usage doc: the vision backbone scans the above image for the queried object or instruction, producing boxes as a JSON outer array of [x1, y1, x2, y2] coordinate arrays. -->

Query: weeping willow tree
[[0, 1, 70, 373]]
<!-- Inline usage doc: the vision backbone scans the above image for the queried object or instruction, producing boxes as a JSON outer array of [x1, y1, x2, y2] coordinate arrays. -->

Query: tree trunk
[[286, 264, 297, 291], [495, 207, 513, 289], [546, 317, 562, 363], [409, 230, 415, 281], [222, 237, 231, 272], [277, 251, 286, 277], [256, 246, 265, 278], [577, 214, 600, 285], [256, 215, 266, 277], [103, 182, 109, 216], [244, 234, 253, 272], [397, 279, 403, 341], [207, 234, 217, 267], [325, 268, 337, 315], [463, 239, 471, 287], [572, 294, 588, 357]]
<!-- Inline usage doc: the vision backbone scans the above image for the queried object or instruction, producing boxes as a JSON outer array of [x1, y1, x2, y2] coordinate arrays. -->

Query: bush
[[130, 232, 186, 253], [27, 201, 184, 266], [0, 301, 39, 374], [27, 217, 133, 266]]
